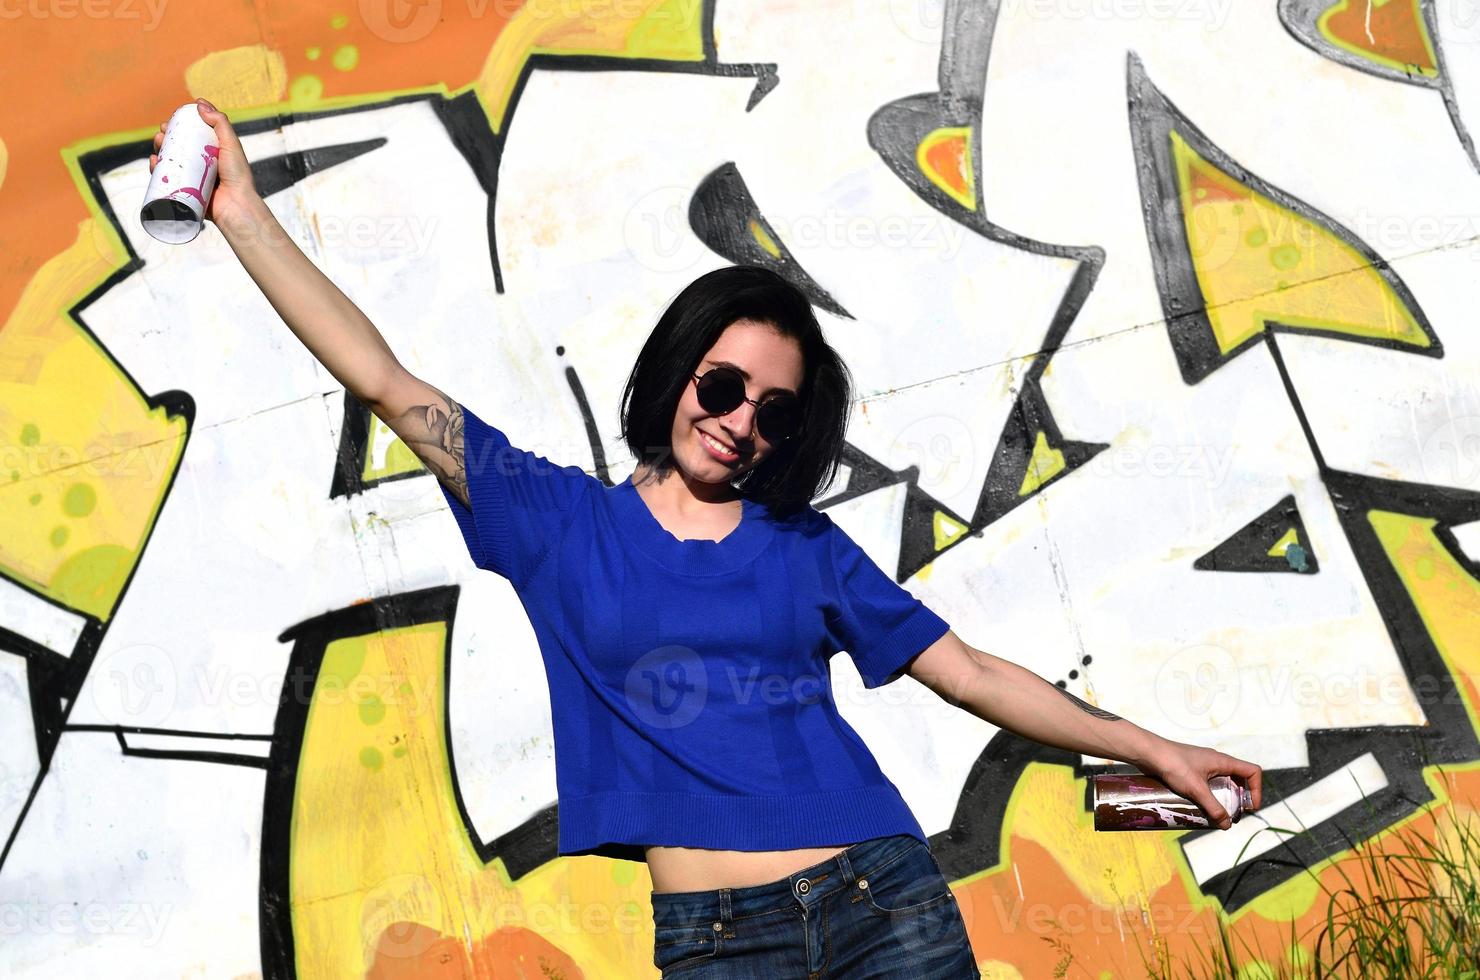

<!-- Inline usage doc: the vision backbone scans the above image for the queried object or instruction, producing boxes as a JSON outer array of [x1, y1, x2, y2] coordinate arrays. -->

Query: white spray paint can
[[1091, 773, 1255, 831], [139, 102, 221, 245]]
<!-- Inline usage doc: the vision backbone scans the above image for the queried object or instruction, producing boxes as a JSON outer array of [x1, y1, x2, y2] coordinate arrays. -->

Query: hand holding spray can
[[140, 102, 222, 244], [1091, 773, 1255, 831]]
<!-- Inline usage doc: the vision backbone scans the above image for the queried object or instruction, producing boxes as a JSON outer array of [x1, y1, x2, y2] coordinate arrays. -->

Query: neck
[[632, 462, 741, 511]]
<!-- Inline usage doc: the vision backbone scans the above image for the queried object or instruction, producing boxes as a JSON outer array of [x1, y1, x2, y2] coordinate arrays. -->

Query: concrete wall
[[3, 1, 1479, 975]]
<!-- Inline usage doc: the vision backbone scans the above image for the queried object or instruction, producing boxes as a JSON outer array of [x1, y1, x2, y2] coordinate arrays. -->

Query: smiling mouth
[[698, 429, 740, 459]]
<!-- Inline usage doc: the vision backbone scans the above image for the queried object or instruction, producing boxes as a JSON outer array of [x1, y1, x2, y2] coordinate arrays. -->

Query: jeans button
[[796, 877, 810, 895]]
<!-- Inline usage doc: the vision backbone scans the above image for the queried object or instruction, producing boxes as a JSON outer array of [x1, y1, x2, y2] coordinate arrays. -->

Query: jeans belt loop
[[718, 887, 735, 938], [837, 846, 855, 886]]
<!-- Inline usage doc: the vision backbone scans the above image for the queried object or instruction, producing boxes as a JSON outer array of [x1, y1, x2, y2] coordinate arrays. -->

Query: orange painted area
[[947, 762, 1480, 975], [1320, 0, 1437, 74], [0, 1, 529, 329], [1185, 159, 1243, 205], [923, 135, 969, 198], [365, 921, 582, 979], [917, 127, 976, 211]]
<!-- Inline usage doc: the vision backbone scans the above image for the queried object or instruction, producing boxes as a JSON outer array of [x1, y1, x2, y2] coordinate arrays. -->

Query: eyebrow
[[705, 360, 797, 398]]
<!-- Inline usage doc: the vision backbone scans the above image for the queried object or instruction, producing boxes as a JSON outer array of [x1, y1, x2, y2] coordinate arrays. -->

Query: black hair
[[617, 264, 854, 520]]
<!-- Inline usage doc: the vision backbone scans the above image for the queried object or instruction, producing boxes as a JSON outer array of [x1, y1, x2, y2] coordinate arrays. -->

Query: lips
[[698, 428, 739, 459]]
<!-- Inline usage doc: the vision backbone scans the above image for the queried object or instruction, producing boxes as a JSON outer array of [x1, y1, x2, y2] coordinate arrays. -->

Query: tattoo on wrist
[[1053, 684, 1123, 722]]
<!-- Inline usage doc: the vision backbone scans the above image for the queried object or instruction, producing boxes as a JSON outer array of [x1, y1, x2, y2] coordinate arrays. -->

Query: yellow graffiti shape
[[0, 220, 183, 620], [291, 623, 655, 978], [478, 0, 705, 133], [1266, 527, 1300, 558], [1170, 130, 1430, 354], [184, 44, 290, 110], [362, 416, 424, 484], [1008, 763, 1178, 911], [1368, 510, 1480, 734], [1019, 430, 1066, 496]]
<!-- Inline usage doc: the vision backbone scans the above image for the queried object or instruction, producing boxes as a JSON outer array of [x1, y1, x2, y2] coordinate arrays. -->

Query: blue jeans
[[649, 834, 980, 978]]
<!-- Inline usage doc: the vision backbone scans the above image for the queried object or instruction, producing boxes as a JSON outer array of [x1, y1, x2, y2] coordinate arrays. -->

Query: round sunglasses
[[690, 366, 803, 444]]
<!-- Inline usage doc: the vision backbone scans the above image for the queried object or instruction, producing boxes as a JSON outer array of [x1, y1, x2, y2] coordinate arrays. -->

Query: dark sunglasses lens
[[757, 397, 801, 442], [696, 368, 745, 413]]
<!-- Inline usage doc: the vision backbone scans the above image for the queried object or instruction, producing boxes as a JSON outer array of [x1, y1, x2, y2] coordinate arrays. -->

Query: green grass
[[1044, 766, 1480, 979]]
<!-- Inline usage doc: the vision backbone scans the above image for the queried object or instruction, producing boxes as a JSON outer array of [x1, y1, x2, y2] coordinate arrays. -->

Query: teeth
[[700, 431, 736, 456]]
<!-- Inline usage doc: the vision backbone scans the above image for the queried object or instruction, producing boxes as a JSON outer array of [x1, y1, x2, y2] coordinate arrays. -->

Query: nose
[[716, 400, 757, 443]]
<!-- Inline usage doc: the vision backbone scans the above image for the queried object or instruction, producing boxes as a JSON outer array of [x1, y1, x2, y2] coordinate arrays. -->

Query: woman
[[159, 99, 1262, 978]]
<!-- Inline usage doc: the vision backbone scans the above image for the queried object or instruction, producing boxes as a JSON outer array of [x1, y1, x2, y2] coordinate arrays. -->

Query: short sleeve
[[821, 514, 951, 689], [438, 402, 596, 587]]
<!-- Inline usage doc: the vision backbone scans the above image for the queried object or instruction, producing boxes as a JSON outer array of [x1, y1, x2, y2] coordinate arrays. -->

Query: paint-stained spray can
[[1091, 773, 1254, 831], [140, 102, 221, 244]]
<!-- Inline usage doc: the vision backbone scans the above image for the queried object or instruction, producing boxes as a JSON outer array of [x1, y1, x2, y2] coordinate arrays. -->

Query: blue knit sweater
[[439, 403, 952, 861]]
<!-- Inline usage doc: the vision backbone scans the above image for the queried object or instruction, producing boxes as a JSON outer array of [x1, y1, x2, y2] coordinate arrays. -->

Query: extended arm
[[164, 101, 405, 413], [171, 104, 470, 507], [905, 630, 1263, 828]]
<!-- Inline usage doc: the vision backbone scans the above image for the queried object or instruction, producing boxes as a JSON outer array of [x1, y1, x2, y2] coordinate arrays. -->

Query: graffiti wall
[[3, 0, 1480, 976]]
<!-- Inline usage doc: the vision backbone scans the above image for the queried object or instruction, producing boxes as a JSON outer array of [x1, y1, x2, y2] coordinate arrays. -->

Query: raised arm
[[160, 102, 589, 578], [152, 100, 403, 417], [906, 630, 1264, 830]]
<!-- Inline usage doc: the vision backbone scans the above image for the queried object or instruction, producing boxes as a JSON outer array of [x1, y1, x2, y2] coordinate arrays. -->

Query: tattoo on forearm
[[1053, 684, 1123, 722], [386, 396, 468, 509]]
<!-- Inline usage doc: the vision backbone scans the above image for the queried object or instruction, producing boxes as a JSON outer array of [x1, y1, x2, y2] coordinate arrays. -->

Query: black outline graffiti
[[864, 0, 1109, 585], [1193, 493, 1321, 574], [1127, 51, 1443, 386], [688, 162, 853, 318], [1278, 0, 1479, 174]]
